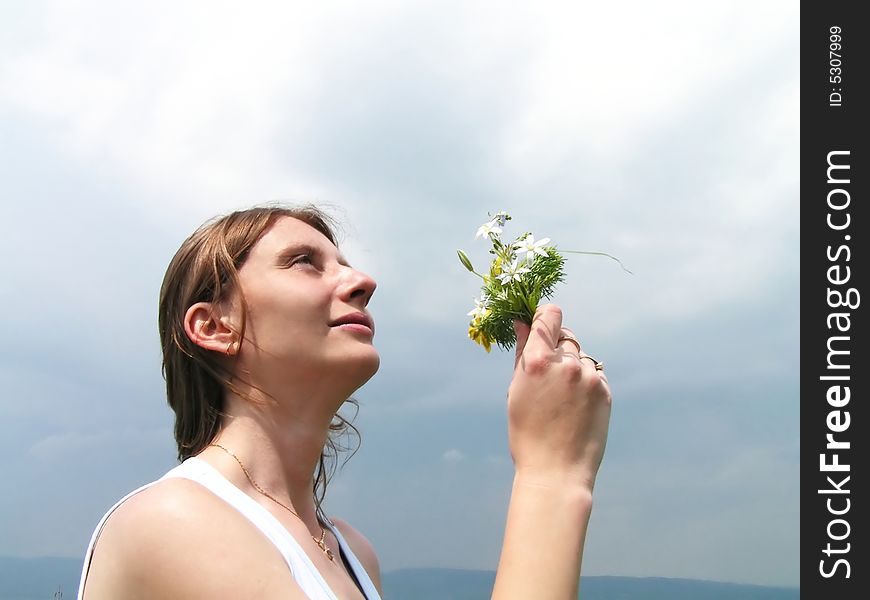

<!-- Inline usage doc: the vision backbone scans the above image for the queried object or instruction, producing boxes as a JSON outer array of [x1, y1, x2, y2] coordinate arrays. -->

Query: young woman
[[78, 205, 612, 599]]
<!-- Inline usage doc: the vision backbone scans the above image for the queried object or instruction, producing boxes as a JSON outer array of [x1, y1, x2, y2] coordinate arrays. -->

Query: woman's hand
[[507, 304, 612, 491]]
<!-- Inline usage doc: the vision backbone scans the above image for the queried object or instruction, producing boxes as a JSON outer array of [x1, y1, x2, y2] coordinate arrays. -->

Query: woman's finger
[[513, 320, 532, 369], [526, 304, 563, 355], [556, 328, 582, 355]]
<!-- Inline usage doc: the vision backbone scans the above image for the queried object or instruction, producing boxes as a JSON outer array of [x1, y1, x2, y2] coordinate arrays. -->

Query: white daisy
[[466, 297, 489, 319], [475, 220, 503, 240], [513, 234, 551, 261], [497, 258, 530, 283]]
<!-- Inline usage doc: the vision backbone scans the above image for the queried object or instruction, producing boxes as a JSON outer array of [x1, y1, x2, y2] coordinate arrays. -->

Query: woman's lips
[[333, 322, 374, 336], [330, 312, 375, 336]]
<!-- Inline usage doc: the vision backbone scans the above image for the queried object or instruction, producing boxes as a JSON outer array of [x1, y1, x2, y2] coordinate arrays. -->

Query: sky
[[0, 0, 799, 589]]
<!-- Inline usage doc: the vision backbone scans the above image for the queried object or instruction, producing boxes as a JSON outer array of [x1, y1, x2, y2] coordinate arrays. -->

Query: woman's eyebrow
[[276, 243, 351, 267]]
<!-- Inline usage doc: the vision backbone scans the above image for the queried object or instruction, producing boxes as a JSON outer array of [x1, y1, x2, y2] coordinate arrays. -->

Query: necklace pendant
[[313, 532, 336, 562]]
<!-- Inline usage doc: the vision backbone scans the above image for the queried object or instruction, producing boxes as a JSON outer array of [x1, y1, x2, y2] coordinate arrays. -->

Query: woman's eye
[[290, 254, 315, 267]]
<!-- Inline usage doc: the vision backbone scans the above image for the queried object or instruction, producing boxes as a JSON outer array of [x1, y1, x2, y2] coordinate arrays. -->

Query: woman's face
[[231, 216, 379, 389]]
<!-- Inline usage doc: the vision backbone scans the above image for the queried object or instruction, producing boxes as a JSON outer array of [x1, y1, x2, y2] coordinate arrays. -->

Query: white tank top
[[77, 457, 381, 600]]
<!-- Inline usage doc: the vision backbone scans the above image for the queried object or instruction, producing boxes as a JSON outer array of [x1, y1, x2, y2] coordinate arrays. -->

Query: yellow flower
[[490, 256, 503, 278], [468, 316, 493, 353]]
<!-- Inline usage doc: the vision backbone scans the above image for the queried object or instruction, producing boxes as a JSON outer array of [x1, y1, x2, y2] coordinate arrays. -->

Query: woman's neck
[[204, 387, 343, 531]]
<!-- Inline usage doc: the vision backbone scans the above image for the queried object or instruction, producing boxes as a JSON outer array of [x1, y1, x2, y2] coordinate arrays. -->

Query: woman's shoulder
[[331, 517, 382, 593], [83, 478, 306, 599], [98, 475, 224, 533]]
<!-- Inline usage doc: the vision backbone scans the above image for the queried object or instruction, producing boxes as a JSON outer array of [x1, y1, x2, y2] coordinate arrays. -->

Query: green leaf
[[457, 249, 475, 273]]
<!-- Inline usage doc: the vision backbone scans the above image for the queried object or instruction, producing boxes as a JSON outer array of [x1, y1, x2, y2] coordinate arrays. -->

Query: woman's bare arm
[[491, 305, 612, 600]]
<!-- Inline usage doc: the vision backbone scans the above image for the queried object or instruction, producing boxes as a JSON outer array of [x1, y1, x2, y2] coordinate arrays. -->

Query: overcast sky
[[0, 0, 798, 588]]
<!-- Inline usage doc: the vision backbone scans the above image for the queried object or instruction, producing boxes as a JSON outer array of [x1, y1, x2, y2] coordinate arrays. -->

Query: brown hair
[[158, 204, 360, 507]]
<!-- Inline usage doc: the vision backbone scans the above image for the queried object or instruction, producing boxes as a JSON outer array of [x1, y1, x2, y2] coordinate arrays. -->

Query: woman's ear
[[184, 302, 240, 356]]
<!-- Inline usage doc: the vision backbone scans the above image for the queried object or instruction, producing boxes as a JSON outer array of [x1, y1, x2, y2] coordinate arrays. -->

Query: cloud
[[441, 448, 465, 462], [500, 1, 798, 168], [28, 427, 170, 461], [0, 1, 798, 333]]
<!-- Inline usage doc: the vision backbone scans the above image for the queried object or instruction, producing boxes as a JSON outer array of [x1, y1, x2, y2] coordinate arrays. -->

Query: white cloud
[[500, 1, 797, 171], [1, 1, 339, 213], [441, 448, 465, 462], [28, 427, 170, 461], [0, 0, 798, 331]]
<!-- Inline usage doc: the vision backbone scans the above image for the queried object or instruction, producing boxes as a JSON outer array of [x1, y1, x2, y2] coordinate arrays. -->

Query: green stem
[[561, 249, 634, 274], [517, 280, 536, 324]]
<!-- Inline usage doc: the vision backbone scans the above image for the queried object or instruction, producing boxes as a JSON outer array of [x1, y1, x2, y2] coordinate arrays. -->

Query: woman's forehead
[[250, 215, 345, 263]]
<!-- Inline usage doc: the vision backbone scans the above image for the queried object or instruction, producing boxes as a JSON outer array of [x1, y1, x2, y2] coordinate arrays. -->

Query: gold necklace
[[209, 443, 335, 562]]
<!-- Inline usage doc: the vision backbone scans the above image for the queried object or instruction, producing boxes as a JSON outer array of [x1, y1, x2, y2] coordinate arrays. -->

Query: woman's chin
[[338, 347, 380, 387], [356, 349, 381, 384]]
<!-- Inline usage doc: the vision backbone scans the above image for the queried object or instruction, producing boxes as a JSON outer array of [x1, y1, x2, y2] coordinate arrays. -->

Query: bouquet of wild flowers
[[457, 211, 630, 352]]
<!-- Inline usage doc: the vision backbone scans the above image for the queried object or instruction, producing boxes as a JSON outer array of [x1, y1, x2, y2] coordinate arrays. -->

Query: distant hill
[[0, 557, 799, 599], [0, 557, 80, 600], [382, 569, 799, 600]]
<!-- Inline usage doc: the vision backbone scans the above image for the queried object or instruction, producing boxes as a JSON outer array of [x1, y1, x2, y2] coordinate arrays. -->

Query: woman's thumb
[[514, 319, 531, 369]]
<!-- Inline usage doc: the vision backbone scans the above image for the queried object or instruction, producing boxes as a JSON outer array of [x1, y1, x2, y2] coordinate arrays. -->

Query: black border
[[802, 3, 867, 596]]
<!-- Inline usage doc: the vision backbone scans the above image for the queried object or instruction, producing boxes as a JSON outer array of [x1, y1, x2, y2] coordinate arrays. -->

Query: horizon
[[0, 557, 801, 594]]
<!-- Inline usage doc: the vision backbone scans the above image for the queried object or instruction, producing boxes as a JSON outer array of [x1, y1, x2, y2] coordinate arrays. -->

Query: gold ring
[[557, 335, 581, 353], [578, 355, 604, 371]]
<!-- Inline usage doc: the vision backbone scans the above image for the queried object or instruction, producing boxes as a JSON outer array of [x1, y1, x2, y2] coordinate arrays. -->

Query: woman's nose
[[341, 267, 377, 307]]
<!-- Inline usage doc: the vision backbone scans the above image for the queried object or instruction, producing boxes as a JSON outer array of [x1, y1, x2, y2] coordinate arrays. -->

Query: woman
[[78, 205, 612, 599]]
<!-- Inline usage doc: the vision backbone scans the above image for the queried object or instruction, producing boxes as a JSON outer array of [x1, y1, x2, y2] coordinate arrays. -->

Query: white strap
[[77, 458, 381, 600], [77, 479, 162, 599]]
